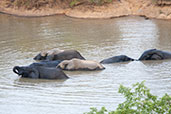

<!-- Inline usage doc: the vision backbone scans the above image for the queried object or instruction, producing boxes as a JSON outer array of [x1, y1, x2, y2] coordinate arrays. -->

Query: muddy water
[[0, 14, 171, 114]]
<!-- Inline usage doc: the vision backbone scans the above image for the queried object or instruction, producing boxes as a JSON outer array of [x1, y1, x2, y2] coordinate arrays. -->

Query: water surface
[[0, 14, 171, 114]]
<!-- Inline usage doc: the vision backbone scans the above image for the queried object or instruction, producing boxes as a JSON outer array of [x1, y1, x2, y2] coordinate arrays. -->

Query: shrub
[[69, 0, 113, 7], [5, 0, 114, 9], [151, 0, 171, 6], [6, 0, 62, 9], [84, 81, 171, 114]]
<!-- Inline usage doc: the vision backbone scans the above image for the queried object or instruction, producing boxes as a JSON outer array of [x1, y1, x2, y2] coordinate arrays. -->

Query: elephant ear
[[29, 68, 39, 79], [58, 61, 69, 70], [33, 53, 41, 60], [138, 49, 156, 60], [46, 55, 54, 61]]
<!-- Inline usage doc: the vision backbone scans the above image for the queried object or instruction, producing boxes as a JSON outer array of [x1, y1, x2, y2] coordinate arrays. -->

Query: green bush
[[151, 0, 171, 6], [84, 81, 171, 114], [6, 0, 58, 9], [6, 0, 113, 9], [89, 0, 113, 5], [70, 0, 79, 7], [69, 0, 113, 7]]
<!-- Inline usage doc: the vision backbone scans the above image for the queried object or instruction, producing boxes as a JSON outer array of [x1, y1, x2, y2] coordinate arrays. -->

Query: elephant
[[57, 58, 105, 71], [30, 60, 62, 68], [33, 48, 64, 61], [34, 50, 85, 61], [100, 55, 134, 64], [138, 49, 171, 60], [13, 65, 69, 79]]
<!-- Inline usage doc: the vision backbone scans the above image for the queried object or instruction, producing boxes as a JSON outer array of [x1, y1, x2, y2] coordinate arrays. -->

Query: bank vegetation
[[85, 81, 171, 114], [0, 0, 171, 19]]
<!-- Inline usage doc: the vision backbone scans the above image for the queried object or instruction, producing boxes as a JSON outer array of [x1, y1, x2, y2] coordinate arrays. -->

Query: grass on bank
[[6, 0, 59, 9], [5, 0, 114, 9], [4, 0, 171, 9], [84, 81, 171, 114], [5, 0, 171, 9]]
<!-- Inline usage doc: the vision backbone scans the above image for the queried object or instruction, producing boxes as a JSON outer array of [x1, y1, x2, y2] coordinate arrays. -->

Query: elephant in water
[[138, 49, 171, 60], [57, 58, 105, 71], [13, 65, 69, 79], [30, 60, 62, 68], [34, 49, 85, 61], [100, 55, 134, 64]]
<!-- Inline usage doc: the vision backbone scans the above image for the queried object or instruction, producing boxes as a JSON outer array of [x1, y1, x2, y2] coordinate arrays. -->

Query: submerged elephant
[[30, 60, 62, 68], [34, 49, 85, 61], [138, 49, 171, 60], [33, 48, 64, 61], [13, 65, 69, 79], [57, 58, 105, 71], [100, 55, 134, 64]]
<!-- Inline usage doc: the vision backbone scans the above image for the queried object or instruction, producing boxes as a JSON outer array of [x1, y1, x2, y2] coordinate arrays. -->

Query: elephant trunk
[[13, 66, 22, 75]]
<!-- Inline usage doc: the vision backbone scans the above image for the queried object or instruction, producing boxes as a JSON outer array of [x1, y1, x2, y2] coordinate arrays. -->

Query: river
[[0, 14, 171, 114]]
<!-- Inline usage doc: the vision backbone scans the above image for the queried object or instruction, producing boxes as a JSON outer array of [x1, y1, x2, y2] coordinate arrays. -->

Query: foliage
[[6, 0, 114, 9], [151, 0, 171, 6], [5, 0, 171, 9], [151, 0, 158, 4], [89, 0, 113, 5], [70, 0, 79, 7], [84, 81, 171, 114], [69, 0, 113, 7], [6, 0, 58, 9]]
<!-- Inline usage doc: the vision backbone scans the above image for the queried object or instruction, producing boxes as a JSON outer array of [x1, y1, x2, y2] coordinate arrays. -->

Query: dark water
[[0, 14, 171, 114]]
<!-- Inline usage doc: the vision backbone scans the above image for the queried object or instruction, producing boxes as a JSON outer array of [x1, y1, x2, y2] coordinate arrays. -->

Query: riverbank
[[0, 0, 171, 19]]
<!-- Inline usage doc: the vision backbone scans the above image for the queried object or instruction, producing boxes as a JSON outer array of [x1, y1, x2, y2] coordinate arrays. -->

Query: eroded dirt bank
[[0, 0, 171, 19]]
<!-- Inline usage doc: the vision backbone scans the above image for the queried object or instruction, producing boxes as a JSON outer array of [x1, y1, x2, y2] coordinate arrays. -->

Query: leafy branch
[[85, 81, 171, 114]]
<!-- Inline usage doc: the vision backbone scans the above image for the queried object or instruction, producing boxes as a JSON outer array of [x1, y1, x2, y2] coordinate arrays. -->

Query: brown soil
[[0, 0, 171, 19]]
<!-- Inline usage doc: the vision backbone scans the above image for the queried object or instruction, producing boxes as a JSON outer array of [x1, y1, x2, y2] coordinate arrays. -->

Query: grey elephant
[[30, 60, 62, 68], [100, 55, 134, 64], [34, 50, 85, 61], [138, 49, 171, 60], [13, 65, 69, 79]]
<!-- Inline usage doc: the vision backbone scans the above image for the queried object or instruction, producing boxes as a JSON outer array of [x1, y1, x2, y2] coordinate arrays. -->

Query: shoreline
[[0, 0, 171, 19]]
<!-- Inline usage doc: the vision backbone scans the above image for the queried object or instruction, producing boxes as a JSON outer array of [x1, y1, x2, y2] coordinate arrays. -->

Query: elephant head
[[57, 60, 69, 70], [33, 52, 48, 61], [100, 55, 134, 64], [13, 66, 39, 78], [138, 49, 164, 60], [119, 55, 135, 61]]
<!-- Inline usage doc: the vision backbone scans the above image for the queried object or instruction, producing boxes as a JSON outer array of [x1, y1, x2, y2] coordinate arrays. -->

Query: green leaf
[[85, 81, 171, 114]]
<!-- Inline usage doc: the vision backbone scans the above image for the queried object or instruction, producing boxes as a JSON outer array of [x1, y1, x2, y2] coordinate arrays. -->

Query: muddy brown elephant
[[57, 58, 105, 71]]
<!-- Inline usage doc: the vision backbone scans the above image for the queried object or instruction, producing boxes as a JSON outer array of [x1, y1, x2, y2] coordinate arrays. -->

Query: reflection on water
[[0, 14, 171, 114], [115, 18, 159, 58]]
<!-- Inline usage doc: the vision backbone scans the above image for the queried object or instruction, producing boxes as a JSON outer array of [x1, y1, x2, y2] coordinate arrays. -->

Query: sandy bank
[[0, 0, 171, 19]]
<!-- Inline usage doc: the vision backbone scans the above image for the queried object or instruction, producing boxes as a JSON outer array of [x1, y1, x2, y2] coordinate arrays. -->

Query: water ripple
[[0, 15, 171, 114]]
